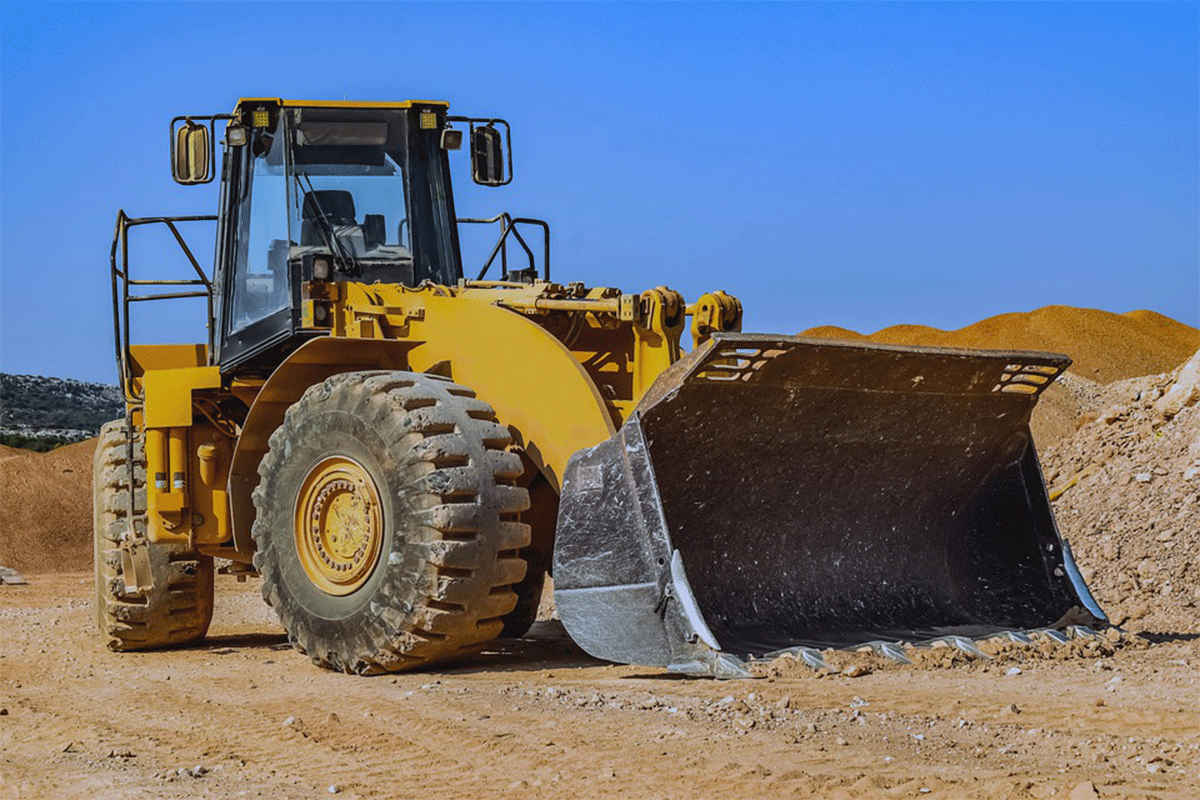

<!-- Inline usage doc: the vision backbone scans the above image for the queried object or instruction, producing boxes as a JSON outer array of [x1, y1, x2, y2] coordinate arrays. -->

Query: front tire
[[251, 371, 530, 674]]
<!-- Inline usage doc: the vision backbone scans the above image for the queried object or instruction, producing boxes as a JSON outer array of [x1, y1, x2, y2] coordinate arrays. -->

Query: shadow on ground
[[195, 620, 609, 674]]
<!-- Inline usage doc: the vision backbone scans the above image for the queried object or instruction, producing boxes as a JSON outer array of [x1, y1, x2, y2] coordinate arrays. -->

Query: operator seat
[[301, 190, 357, 246]]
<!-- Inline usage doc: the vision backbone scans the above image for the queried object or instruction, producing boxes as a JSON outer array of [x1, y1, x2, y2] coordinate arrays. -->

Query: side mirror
[[471, 125, 507, 186], [171, 120, 212, 185]]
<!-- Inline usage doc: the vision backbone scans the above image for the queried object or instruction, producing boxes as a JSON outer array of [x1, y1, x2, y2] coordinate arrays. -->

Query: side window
[[229, 133, 290, 333]]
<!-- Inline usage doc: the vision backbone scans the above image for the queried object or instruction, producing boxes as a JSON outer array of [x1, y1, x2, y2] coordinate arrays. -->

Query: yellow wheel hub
[[294, 456, 384, 596]]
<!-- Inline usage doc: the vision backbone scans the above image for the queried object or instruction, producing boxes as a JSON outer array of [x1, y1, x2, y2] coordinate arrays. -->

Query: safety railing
[[457, 212, 550, 282], [110, 210, 217, 401]]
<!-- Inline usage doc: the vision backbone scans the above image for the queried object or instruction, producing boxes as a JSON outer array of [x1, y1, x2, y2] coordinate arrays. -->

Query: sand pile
[[1040, 349, 1200, 634], [0, 437, 97, 573], [0, 443, 33, 462], [803, 306, 1197, 384]]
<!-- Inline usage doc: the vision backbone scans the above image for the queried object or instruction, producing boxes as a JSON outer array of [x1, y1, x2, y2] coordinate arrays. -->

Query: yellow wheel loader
[[97, 98, 1106, 677]]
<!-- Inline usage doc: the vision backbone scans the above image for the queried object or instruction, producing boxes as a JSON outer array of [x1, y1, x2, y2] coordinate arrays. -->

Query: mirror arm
[[448, 115, 514, 187]]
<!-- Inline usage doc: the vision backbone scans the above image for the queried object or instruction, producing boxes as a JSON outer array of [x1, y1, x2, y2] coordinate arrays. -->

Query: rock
[[1134, 472, 1152, 483], [1153, 349, 1200, 420], [1068, 780, 1099, 800], [0, 566, 27, 585]]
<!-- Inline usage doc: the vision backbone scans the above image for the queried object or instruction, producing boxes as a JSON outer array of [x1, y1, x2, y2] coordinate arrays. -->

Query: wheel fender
[[228, 299, 615, 554]]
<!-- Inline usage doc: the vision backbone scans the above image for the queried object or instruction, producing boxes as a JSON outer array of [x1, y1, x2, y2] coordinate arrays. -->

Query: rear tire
[[251, 371, 530, 674], [93, 420, 214, 651]]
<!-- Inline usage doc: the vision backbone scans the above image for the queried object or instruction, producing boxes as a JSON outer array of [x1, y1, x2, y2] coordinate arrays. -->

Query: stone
[[1068, 781, 1099, 800], [1153, 349, 1200, 420]]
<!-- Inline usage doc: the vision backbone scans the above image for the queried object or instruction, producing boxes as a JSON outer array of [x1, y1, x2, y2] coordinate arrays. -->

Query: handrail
[[457, 213, 550, 282], [110, 210, 218, 401]]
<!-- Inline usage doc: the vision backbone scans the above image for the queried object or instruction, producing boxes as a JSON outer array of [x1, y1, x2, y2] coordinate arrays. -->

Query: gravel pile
[[1042, 349, 1200, 633]]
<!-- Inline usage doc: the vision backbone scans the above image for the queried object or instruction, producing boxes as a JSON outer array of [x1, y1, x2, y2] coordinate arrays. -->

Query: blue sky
[[1, 1, 1196, 384]]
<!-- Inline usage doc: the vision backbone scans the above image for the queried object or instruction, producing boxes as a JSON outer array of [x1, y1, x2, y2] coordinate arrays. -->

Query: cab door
[[215, 110, 314, 372]]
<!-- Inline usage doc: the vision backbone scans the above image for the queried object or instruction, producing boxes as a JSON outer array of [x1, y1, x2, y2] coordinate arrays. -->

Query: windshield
[[285, 107, 458, 286]]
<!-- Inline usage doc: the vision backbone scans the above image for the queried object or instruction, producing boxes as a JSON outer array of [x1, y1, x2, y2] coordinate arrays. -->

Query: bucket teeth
[[765, 646, 832, 671], [1067, 625, 1101, 640], [668, 650, 751, 679], [797, 647, 831, 671], [868, 642, 913, 665], [752, 622, 1107, 675], [1035, 628, 1072, 645], [935, 635, 991, 660]]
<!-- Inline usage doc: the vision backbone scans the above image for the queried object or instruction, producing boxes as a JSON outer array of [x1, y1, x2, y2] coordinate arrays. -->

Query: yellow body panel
[[404, 291, 617, 487], [131, 277, 740, 556], [223, 291, 618, 551], [142, 367, 220, 428], [126, 343, 207, 402], [135, 360, 223, 545]]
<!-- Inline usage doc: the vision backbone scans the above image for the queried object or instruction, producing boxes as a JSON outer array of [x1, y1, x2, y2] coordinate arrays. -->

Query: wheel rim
[[294, 456, 384, 596]]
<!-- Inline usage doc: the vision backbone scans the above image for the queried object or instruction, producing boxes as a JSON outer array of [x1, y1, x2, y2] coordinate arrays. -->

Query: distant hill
[[1, 374, 124, 450], [801, 306, 1198, 384]]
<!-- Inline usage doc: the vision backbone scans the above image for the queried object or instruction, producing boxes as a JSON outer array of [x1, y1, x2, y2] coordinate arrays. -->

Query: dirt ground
[[2, 574, 1197, 800]]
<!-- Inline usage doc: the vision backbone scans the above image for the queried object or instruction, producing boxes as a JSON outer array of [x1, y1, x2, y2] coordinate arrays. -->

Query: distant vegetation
[[1, 373, 124, 450], [0, 432, 73, 452]]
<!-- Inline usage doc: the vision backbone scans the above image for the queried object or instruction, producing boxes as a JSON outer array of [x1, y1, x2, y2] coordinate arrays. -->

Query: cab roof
[[236, 98, 449, 110]]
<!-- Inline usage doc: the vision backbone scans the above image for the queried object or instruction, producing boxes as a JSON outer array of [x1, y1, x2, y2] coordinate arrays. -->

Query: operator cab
[[209, 100, 464, 371]]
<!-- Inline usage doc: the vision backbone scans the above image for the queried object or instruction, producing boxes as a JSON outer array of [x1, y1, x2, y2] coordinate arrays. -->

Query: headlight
[[225, 124, 248, 147], [441, 127, 463, 150], [312, 255, 331, 281]]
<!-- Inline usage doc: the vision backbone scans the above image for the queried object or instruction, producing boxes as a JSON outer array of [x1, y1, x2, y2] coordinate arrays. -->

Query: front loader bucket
[[553, 334, 1106, 677]]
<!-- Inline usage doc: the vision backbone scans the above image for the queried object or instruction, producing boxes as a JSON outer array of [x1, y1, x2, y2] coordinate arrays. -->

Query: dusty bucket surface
[[553, 334, 1106, 677]]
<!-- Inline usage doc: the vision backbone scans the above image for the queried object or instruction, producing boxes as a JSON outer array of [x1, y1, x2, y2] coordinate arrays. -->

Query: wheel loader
[[97, 98, 1107, 677]]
